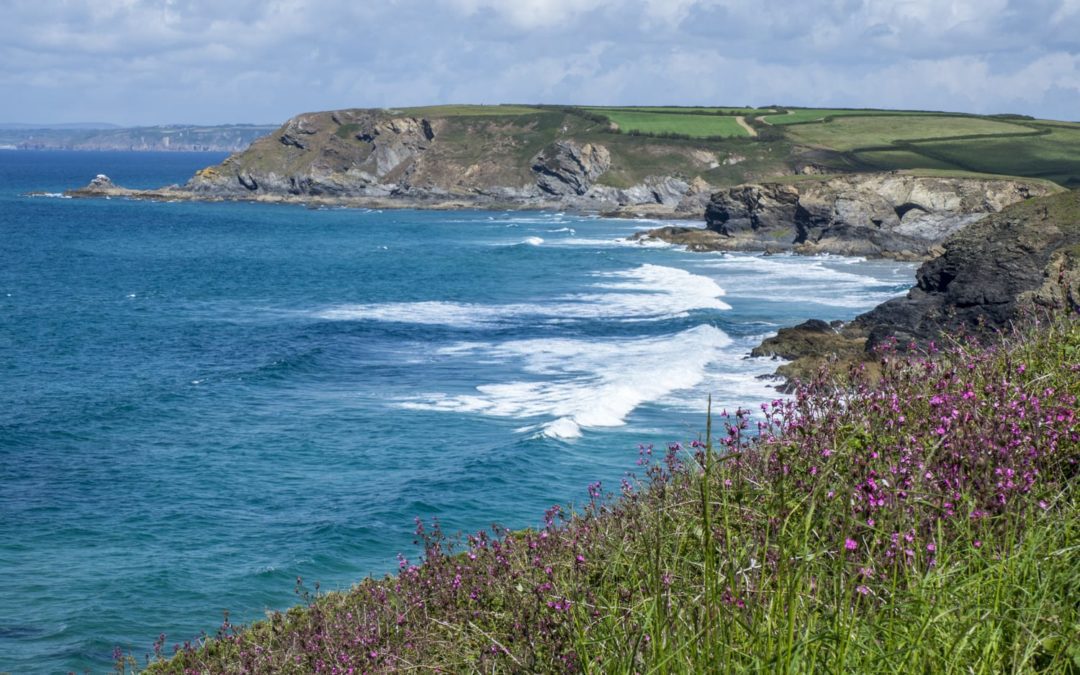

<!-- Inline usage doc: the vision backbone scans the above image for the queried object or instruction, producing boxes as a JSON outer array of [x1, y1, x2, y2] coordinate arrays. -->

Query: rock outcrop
[[185, 111, 438, 199], [640, 174, 1060, 260], [856, 188, 1080, 348], [64, 174, 137, 198], [63, 108, 733, 217], [532, 140, 610, 196], [753, 189, 1080, 385]]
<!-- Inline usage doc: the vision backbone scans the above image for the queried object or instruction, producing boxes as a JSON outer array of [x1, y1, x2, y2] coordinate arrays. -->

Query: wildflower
[[844, 538, 858, 551], [856, 585, 870, 596]]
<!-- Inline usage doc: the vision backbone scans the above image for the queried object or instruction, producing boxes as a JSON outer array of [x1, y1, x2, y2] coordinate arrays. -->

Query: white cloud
[[442, 0, 616, 28], [0, 0, 1077, 124]]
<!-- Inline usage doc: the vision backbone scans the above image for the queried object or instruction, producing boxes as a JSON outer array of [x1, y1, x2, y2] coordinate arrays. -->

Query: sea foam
[[694, 255, 913, 308], [315, 263, 730, 326], [401, 325, 734, 439]]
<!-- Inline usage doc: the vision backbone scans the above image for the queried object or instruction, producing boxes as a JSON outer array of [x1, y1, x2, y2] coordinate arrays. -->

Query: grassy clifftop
[[181, 104, 1079, 210], [132, 316, 1080, 673]]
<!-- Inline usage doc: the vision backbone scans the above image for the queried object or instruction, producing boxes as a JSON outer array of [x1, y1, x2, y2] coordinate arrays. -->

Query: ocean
[[0, 151, 916, 672]]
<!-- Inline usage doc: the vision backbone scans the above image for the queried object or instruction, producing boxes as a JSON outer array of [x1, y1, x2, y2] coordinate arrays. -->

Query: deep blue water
[[0, 151, 916, 672]]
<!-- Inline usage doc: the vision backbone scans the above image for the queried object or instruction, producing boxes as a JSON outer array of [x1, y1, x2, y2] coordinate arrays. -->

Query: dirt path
[[735, 116, 758, 137], [758, 109, 792, 126]]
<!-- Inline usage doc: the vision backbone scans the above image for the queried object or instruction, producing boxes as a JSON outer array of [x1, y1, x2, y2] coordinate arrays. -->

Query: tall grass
[[133, 317, 1080, 673]]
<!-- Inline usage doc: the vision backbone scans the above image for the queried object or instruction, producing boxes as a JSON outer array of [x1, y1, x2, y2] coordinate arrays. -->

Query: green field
[[584, 108, 750, 138], [852, 148, 963, 171], [903, 125, 1080, 186], [588, 106, 761, 115], [761, 108, 958, 125], [389, 105, 544, 117], [785, 114, 1035, 151]]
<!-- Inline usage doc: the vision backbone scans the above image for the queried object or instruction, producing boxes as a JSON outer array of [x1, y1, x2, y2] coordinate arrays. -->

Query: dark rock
[[753, 189, 1080, 388], [237, 173, 258, 191], [532, 141, 611, 196], [703, 174, 1059, 259], [751, 319, 863, 361], [856, 190, 1080, 350], [279, 133, 307, 149]]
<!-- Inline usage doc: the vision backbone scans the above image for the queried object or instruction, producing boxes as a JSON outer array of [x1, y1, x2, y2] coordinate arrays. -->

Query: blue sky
[[2, 0, 1078, 125]]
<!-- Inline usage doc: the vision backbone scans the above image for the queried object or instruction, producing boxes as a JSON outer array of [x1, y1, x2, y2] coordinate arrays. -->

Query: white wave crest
[[316, 264, 730, 326], [693, 255, 913, 308], [401, 325, 733, 438]]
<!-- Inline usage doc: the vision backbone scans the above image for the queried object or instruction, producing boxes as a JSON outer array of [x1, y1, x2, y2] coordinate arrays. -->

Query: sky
[[1, 0, 1079, 126]]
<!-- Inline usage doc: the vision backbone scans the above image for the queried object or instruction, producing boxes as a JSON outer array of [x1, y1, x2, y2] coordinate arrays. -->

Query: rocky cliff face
[[695, 174, 1059, 259], [165, 109, 721, 216], [753, 189, 1080, 384], [856, 188, 1080, 347], [532, 140, 610, 196]]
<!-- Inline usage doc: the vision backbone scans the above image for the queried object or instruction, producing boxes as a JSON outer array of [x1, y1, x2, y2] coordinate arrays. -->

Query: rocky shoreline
[[636, 173, 1060, 261], [58, 175, 1080, 391], [53, 107, 1078, 391], [57, 173, 710, 220], [752, 189, 1080, 385]]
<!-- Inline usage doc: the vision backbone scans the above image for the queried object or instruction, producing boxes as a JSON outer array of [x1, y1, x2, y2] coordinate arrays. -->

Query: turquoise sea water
[[0, 151, 916, 672]]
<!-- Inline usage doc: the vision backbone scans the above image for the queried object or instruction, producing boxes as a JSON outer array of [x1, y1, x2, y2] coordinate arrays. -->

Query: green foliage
[[388, 105, 545, 117], [583, 109, 751, 138], [138, 317, 1080, 674], [587, 106, 760, 116], [905, 125, 1080, 187], [761, 108, 959, 125], [784, 115, 1035, 151]]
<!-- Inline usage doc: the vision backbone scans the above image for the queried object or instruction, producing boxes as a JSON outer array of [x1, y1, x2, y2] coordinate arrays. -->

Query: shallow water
[[0, 151, 916, 672]]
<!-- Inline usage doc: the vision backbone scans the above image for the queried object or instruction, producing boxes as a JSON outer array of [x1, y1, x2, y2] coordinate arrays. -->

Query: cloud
[[0, 0, 1077, 124]]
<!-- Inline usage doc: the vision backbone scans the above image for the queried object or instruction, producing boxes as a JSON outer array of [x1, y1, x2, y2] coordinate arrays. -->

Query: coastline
[[51, 182, 709, 221]]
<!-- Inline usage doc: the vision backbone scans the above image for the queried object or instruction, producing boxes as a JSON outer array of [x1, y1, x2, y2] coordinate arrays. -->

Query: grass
[[584, 109, 751, 138], [128, 314, 1080, 673], [586, 106, 761, 115], [904, 125, 1080, 187], [785, 115, 1035, 151], [760, 109, 953, 125], [388, 105, 545, 117], [851, 148, 961, 171]]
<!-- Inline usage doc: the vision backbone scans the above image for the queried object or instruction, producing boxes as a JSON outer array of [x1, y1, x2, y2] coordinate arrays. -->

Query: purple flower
[[844, 538, 858, 551]]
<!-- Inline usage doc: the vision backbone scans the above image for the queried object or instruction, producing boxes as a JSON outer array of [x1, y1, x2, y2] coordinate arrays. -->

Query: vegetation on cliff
[[752, 188, 1080, 383], [128, 314, 1080, 673], [62, 104, 1080, 218]]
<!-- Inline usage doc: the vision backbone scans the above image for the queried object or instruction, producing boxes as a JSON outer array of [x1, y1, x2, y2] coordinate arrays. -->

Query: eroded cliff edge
[[640, 173, 1061, 260], [753, 188, 1080, 384], [67, 109, 740, 217]]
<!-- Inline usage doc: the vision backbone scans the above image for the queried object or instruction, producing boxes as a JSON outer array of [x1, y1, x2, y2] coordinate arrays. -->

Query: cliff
[[63, 107, 795, 216], [753, 188, 1080, 382], [180, 108, 734, 215], [640, 173, 1061, 260]]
